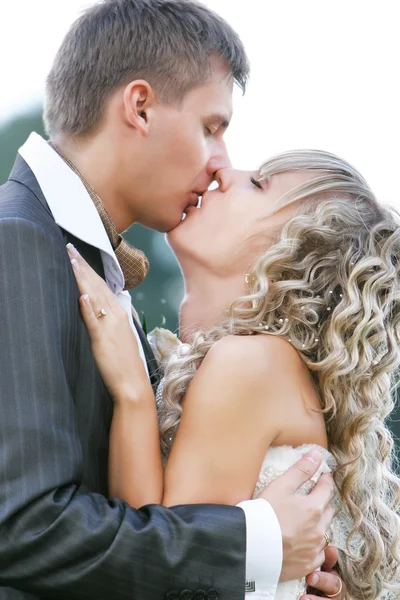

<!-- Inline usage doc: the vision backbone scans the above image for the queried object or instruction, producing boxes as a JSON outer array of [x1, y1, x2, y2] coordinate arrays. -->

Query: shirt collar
[[19, 132, 124, 291]]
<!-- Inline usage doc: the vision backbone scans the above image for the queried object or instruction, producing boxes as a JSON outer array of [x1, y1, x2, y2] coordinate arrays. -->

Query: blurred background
[[1, 0, 399, 451]]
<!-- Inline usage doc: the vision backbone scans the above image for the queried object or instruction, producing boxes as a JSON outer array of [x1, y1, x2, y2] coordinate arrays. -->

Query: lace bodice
[[257, 445, 398, 599], [254, 444, 336, 600], [253, 443, 335, 499]]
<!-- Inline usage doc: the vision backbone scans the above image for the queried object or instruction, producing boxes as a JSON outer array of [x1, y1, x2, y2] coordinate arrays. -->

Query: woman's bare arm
[[162, 334, 287, 506], [68, 245, 163, 507], [108, 387, 163, 507]]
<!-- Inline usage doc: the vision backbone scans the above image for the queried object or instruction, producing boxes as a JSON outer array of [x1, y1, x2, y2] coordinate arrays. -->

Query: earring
[[245, 274, 251, 284]]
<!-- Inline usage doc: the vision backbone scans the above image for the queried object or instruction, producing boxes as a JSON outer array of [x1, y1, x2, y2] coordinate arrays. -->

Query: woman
[[68, 149, 400, 599]]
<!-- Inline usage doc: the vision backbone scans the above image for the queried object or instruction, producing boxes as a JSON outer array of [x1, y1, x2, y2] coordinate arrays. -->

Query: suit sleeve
[[0, 216, 246, 599]]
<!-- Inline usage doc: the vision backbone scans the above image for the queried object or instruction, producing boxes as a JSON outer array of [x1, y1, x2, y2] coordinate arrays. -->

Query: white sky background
[[0, 0, 399, 208]]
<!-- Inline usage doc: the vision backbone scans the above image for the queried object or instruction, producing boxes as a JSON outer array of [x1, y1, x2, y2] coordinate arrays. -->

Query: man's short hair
[[44, 0, 250, 138]]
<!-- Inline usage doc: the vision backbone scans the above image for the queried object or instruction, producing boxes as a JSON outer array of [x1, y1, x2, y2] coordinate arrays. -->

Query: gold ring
[[326, 577, 343, 598], [96, 308, 108, 318], [323, 531, 331, 548]]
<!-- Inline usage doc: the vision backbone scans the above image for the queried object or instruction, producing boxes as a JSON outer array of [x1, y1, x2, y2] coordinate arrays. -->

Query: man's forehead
[[187, 61, 233, 102], [188, 77, 233, 120]]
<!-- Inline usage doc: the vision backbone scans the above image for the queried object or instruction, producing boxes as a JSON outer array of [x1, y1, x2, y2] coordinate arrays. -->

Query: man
[[0, 1, 344, 598]]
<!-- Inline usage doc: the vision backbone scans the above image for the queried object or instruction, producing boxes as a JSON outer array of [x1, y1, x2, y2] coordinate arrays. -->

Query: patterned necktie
[[48, 142, 149, 290]]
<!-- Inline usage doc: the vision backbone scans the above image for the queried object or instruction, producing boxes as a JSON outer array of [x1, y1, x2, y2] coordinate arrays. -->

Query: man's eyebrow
[[205, 113, 231, 129]]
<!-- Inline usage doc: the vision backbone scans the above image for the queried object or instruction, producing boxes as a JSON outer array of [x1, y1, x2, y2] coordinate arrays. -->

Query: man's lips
[[183, 192, 202, 213], [189, 191, 201, 206]]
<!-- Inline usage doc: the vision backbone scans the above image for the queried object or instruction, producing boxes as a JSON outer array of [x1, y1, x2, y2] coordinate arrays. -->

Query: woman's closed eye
[[250, 176, 263, 190]]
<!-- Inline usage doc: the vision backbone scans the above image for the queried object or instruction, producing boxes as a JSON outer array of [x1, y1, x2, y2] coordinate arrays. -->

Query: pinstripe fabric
[[0, 156, 246, 600]]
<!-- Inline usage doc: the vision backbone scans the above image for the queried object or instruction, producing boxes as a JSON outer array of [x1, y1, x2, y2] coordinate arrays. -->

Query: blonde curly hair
[[158, 149, 400, 599]]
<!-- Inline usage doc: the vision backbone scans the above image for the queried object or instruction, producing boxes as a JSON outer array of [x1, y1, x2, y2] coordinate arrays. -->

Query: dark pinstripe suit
[[0, 156, 246, 599]]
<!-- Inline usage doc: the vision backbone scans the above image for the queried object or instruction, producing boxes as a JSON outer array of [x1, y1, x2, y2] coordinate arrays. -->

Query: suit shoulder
[[0, 179, 59, 236]]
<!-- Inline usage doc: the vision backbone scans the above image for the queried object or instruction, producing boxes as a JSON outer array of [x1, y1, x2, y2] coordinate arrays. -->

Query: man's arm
[[0, 216, 246, 599]]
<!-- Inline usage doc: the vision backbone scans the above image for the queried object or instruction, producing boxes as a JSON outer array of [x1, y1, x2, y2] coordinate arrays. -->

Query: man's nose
[[206, 141, 232, 178], [214, 168, 236, 192]]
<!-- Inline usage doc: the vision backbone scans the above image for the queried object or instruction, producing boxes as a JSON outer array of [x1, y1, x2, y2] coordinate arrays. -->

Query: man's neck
[[52, 135, 136, 233]]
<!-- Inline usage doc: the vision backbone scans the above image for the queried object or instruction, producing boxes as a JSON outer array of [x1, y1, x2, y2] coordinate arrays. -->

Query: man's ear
[[122, 80, 156, 136]]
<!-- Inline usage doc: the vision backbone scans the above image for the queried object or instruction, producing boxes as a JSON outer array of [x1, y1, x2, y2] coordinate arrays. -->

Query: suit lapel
[[10, 156, 162, 392], [63, 231, 162, 393], [131, 314, 162, 392]]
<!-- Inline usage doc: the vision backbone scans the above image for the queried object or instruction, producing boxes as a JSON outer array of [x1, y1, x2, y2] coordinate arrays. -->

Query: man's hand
[[301, 546, 346, 600], [258, 449, 335, 582]]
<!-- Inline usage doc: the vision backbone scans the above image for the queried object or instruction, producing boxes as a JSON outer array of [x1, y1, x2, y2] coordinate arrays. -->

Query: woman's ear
[[122, 80, 156, 136]]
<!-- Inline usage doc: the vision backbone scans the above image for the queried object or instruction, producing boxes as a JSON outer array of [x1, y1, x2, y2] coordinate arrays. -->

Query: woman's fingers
[[67, 243, 114, 313], [79, 293, 101, 339], [70, 257, 104, 317], [67, 244, 101, 295], [65, 245, 150, 402]]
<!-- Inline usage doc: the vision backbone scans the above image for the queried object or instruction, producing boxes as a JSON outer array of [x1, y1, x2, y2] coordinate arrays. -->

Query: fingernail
[[310, 573, 319, 585], [83, 294, 89, 303], [67, 243, 79, 257], [71, 258, 80, 271], [305, 449, 322, 464]]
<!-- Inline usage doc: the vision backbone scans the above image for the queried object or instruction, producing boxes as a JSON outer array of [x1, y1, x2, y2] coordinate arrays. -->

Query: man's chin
[[144, 207, 192, 234], [165, 220, 184, 248], [137, 213, 182, 234], [165, 213, 187, 234]]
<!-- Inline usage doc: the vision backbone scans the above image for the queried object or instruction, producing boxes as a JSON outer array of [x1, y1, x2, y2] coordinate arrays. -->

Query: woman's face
[[167, 167, 311, 275]]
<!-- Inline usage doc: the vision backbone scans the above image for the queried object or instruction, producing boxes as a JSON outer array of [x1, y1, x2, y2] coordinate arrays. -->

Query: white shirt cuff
[[237, 498, 282, 599]]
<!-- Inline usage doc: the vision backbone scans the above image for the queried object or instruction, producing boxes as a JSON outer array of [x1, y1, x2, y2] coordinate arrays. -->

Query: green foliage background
[[1, 108, 399, 459]]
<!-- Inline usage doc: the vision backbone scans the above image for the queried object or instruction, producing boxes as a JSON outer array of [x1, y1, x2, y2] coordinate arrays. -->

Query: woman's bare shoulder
[[203, 333, 302, 373], [188, 334, 325, 449], [196, 333, 303, 397]]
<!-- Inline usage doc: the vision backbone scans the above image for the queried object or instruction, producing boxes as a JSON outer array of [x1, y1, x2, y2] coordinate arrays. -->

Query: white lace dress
[[154, 373, 395, 599], [251, 444, 397, 600], [156, 372, 336, 599], [253, 444, 336, 600]]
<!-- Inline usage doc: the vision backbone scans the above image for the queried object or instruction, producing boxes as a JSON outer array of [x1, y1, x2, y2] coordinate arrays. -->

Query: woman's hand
[[67, 244, 150, 404], [67, 244, 162, 506]]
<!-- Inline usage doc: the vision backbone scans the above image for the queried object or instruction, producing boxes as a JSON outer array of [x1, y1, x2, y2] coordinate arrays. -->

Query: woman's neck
[[179, 267, 247, 343]]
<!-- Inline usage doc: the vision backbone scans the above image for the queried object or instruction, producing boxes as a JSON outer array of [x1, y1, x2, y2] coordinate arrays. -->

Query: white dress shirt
[[19, 132, 283, 599], [19, 133, 149, 373]]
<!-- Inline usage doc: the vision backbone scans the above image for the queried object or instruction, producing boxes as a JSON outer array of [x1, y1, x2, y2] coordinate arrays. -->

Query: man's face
[[133, 61, 233, 232]]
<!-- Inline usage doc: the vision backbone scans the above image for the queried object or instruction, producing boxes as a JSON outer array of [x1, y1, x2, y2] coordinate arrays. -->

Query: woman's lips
[[183, 192, 201, 215], [189, 191, 200, 206]]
